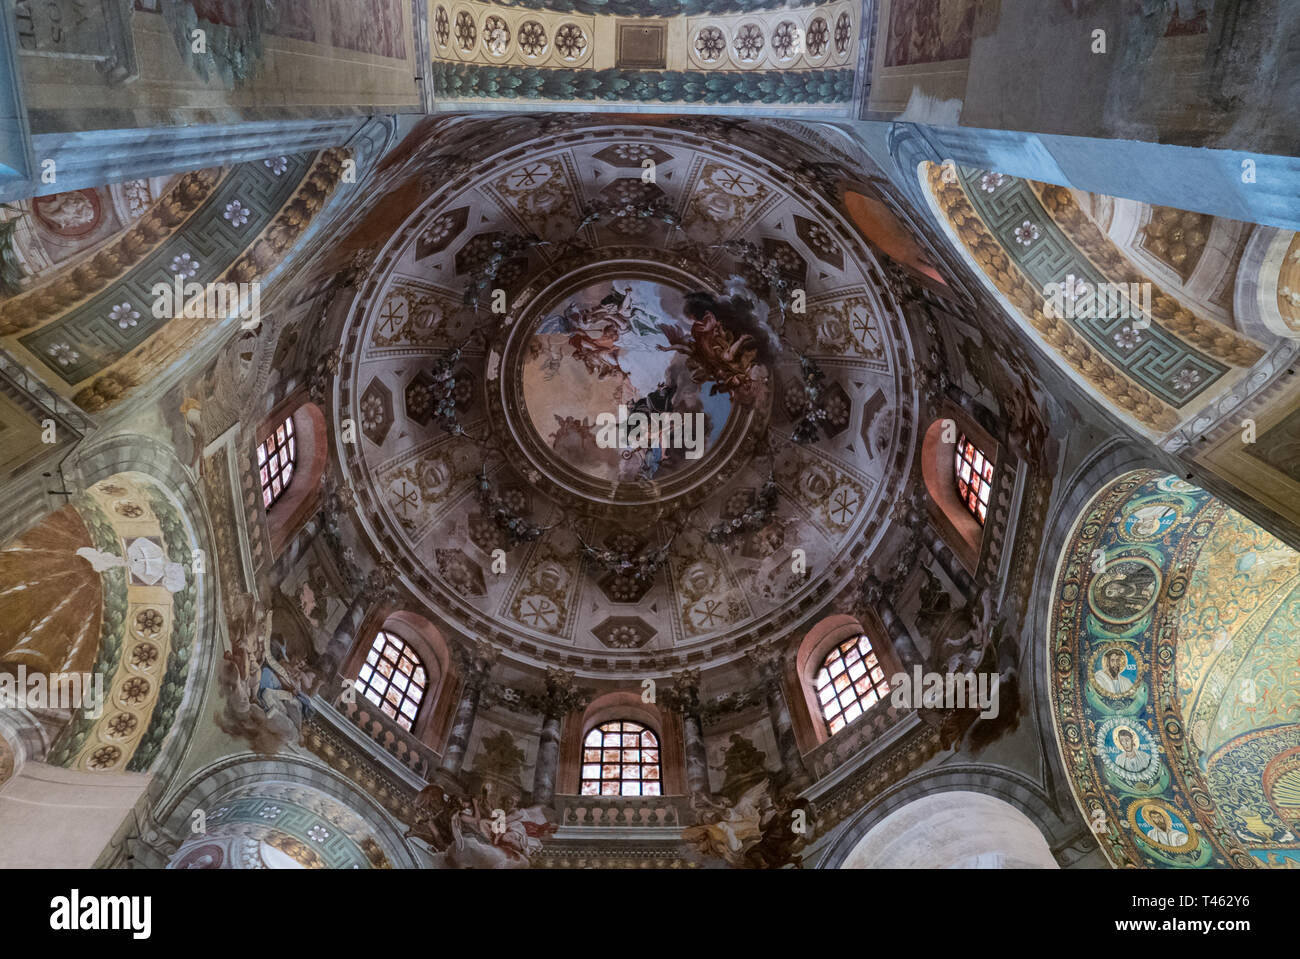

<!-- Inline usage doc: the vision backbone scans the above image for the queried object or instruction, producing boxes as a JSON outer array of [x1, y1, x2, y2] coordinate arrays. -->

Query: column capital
[[660, 667, 703, 715], [745, 641, 790, 687], [454, 640, 499, 691], [526, 667, 589, 719]]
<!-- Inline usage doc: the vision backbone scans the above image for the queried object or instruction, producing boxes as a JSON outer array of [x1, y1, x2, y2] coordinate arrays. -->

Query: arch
[[0, 432, 218, 867], [841, 790, 1058, 868], [921, 406, 999, 571], [815, 765, 1088, 869], [153, 755, 420, 869], [916, 159, 1274, 442], [1047, 467, 1300, 867], [795, 614, 900, 745], [259, 397, 328, 559], [0, 468, 207, 776]]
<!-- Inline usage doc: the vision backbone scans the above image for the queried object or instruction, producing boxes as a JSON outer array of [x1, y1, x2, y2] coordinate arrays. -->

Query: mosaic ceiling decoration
[[0, 472, 198, 774], [922, 163, 1268, 438], [337, 117, 915, 672], [431, 0, 858, 108], [0, 150, 348, 413], [1049, 469, 1300, 868], [168, 782, 392, 869]]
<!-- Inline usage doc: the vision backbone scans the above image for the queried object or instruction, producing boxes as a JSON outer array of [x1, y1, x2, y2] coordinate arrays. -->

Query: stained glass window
[[258, 416, 296, 509], [354, 630, 427, 731], [580, 720, 661, 796], [954, 434, 993, 524], [815, 634, 890, 735]]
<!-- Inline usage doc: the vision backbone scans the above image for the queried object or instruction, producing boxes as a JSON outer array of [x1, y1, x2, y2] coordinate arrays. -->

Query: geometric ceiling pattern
[[1050, 469, 1300, 868], [336, 116, 915, 674], [923, 162, 1268, 438], [431, 0, 859, 108], [0, 150, 347, 412]]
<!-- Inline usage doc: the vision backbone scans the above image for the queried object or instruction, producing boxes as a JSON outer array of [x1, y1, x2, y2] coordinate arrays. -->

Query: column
[[321, 561, 397, 668], [664, 669, 710, 797], [530, 667, 584, 809], [441, 641, 498, 776], [745, 643, 809, 788], [862, 576, 925, 672], [897, 497, 977, 599]]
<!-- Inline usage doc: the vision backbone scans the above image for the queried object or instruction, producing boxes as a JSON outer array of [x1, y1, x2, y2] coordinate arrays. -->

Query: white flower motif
[[614, 143, 655, 162], [110, 302, 140, 329], [1113, 325, 1142, 349], [263, 156, 289, 176], [224, 200, 250, 228], [1014, 220, 1040, 246], [980, 172, 1007, 193], [170, 252, 199, 277], [48, 342, 80, 367], [1172, 367, 1202, 392], [258, 805, 282, 819], [361, 393, 385, 432], [1062, 275, 1088, 301], [307, 824, 330, 842], [421, 213, 458, 248]]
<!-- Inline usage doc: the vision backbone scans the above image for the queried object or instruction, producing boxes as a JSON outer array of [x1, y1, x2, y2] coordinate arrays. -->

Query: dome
[[336, 117, 916, 673]]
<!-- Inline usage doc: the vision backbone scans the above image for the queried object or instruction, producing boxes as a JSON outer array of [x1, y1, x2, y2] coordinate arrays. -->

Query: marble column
[[533, 714, 563, 809], [530, 668, 583, 809], [898, 500, 977, 599], [441, 642, 498, 776], [322, 561, 397, 665], [863, 576, 925, 672], [745, 644, 809, 788], [665, 669, 710, 797]]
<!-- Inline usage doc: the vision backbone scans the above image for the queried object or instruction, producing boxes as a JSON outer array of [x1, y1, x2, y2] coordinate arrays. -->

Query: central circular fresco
[[492, 250, 773, 517], [337, 116, 916, 673], [522, 276, 736, 484]]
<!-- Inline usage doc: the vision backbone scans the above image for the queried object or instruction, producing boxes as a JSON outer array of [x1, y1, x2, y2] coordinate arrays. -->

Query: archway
[[918, 161, 1274, 441], [840, 791, 1057, 869], [167, 779, 393, 869], [1048, 468, 1300, 867]]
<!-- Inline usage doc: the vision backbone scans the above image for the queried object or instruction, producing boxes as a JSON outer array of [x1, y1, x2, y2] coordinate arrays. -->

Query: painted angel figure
[[568, 320, 628, 380], [657, 309, 763, 405], [682, 782, 769, 866]]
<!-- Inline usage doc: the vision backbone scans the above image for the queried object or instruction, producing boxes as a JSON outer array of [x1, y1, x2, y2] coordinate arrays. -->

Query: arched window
[[815, 633, 890, 735], [257, 416, 296, 509], [580, 720, 661, 796], [954, 433, 993, 525], [354, 630, 427, 731]]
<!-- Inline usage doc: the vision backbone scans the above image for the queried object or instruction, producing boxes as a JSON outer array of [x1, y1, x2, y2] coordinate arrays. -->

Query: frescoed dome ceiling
[[335, 117, 916, 673]]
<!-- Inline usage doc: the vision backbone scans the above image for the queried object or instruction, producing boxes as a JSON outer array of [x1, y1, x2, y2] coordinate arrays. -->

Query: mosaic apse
[[1049, 469, 1300, 868], [336, 117, 915, 671]]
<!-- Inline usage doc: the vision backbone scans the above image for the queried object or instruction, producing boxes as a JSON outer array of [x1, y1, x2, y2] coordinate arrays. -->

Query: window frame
[[953, 432, 994, 525], [579, 719, 663, 797], [257, 415, 297, 510], [813, 632, 891, 736], [354, 629, 429, 732]]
